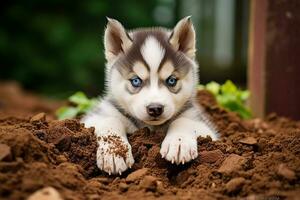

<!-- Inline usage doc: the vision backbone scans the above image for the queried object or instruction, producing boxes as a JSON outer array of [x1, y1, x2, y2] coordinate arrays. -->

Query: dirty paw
[[160, 134, 198, 165], [97, 135, 134, 175]]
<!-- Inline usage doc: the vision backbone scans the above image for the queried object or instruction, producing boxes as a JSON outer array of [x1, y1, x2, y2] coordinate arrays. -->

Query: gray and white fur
[[81, 17, 218, 175]]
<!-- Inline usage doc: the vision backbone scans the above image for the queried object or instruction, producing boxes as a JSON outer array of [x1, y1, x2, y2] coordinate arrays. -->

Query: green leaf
[[56, 91, 98, 120], [221, 80, 237, 94], [206, 81, 220, 95], [68, 91, 89, 105], [77, 99, 97, 113], [56, 106, 79, 120], [240, 90, 250, 101]]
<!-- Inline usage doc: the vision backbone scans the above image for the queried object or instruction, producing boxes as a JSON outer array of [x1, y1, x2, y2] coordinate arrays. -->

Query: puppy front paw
[[160, 134, 198, 165], [97, 135, 134, 175]]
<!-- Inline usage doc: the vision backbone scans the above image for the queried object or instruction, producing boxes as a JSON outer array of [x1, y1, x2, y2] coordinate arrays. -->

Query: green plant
[[56, 92, 97, 120], [198, 80, 252, 119]]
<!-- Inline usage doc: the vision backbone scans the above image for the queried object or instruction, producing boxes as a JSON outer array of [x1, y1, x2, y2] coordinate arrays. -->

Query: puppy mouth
[[143, 117, 167, 125], [149, 118, 160, 121]]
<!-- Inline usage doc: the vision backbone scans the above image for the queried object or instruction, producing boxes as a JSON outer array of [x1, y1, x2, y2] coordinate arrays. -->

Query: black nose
[[147, 103, 164, 117]]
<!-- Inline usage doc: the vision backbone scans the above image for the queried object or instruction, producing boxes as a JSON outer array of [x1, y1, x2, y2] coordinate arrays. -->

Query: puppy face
[[105, 17, 198, 125]]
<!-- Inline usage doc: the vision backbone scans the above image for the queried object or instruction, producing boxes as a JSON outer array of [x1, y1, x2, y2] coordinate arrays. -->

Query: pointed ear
[[169, 16, 196, 59], [104, 18, 132, 63]]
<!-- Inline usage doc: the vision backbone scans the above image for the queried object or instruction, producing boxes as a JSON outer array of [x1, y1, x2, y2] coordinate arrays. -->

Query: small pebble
[[277, 163, 296, 180], [54, 135, 72, 151], [30, 113, 46, 123], [0, 144, 12, 161], [200, 149, 224, 163], [226, 177, 245, 193], [140, 175, 158, 191], [239, 137, 257, 145], [119, 182, 129, 192], [94, 177, 111, 184], [56, 155, 68, 163], [156, 180, 165, 194], [27, 187, 63, 200], [126, 168, 148, 183], [218, 154, 246, 174]]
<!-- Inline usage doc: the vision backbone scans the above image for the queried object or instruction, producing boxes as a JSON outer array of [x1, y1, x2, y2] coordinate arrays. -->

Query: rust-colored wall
[[265, 0, 300, 120], [249, 0, 300, 120]]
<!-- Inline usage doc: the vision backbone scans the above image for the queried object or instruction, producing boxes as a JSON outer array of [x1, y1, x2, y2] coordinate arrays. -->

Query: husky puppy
[[82, 17, 218, 175]]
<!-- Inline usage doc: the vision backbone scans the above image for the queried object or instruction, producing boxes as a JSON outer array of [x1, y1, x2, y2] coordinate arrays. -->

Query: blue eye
[[166, 75, 177, 87], [130, 76, 143, 87]]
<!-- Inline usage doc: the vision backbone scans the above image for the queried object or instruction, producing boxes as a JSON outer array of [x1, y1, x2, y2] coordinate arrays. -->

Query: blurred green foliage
[[56, 91, 97, 120], [0, 0, 167, 98], [198, 80, 252, 119]]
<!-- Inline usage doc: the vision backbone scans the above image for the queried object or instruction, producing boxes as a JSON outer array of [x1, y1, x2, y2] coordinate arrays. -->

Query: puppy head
[[105, 17, 198, 125]]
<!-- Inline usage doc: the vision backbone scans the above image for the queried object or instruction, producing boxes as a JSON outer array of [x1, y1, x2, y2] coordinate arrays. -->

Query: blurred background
[[0, 0, 249, 98]]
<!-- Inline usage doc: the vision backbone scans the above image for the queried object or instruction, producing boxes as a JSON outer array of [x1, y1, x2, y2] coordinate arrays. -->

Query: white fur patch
[[141, 36, 165, 72]]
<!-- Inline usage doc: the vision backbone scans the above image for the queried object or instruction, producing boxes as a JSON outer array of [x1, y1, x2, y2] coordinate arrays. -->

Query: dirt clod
[[126, 168, 149, 183], [30, 112, 46, 123], [225, 177, 245, 193], [119, 182, 129, 192], [0, 143, 12, 161], [218, 154, 247, 174], [239, 137, 257, 145], [27, 187, 63, 200], [199, 149, 224, 163], [277, 163, 296, 181], [140, 175, 158, 191]]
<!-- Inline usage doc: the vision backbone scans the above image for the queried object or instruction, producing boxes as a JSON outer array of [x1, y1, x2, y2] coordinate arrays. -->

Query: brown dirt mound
[[0, 86, 300, 200], [0, 81, 62, 119]]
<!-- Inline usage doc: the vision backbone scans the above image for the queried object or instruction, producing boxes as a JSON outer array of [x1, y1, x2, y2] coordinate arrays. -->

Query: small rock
[[251, 118, 262, 129], [239, 137, 257, 145], [126, 168, 148, 183], [200, 149, 224, 163], [112, 177, 120, 185], [244, 194, 257, 200], [34, 130, 46, 140], [87, 194, 101, 200], [87, 179, 102, 188], [0, 144, 12, 161], [218, 154, 247, 174], [30, 113, 46, 123], [226, 146, 233, 153], [176, 170, 190, 185], [211, 182, 216, 188], [225, 177, 245, 193], [156, 180, 165, 194], [57, 162, 80, 173], [119, 182, 129, 192], [277, 164, 296, 180], [140, 175, 158, 191], [27, 187, 63, 200], [94, 177, 111, 184], [54, 135, 72, 151], [56, 155, 68, 163]]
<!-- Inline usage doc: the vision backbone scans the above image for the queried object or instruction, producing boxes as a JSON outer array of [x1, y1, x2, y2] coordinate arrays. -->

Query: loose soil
[[0, 83, 299, 200]]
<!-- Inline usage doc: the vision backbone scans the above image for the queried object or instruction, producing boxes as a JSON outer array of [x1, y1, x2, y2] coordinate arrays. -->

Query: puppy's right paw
[[97, 135, 134, 175]]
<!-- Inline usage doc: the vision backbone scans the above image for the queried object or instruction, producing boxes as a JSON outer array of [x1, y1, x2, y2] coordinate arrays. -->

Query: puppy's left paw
[[160, 134, 198, 165]]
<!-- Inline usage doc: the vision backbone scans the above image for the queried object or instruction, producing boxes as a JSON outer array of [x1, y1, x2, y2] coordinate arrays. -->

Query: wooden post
[[248, 0, 300, 120]]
